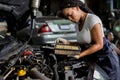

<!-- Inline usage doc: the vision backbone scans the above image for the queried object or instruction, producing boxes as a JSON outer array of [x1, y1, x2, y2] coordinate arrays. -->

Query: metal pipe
[[29, 67, 51, 80]]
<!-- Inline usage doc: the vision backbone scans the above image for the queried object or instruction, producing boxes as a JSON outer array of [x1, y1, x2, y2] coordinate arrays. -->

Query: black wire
[[2, 19, 35, 76]]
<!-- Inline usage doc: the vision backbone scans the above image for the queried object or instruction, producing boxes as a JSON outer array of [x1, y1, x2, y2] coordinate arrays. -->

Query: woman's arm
[[76, 23, 103, 59]]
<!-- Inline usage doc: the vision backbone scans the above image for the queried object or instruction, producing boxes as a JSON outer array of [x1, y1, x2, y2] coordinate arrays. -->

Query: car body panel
[[17, 16, 78, 45]]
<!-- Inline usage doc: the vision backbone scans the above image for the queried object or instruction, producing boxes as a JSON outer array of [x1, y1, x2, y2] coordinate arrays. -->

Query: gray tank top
[[77, 13, 104, 44]]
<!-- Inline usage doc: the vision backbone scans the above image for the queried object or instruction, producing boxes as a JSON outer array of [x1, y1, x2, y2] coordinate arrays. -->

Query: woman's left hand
[[73, 55, 80, 59]]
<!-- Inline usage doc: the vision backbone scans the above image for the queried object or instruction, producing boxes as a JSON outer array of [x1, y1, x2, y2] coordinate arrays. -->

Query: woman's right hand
[[55, 37, 68, 44]]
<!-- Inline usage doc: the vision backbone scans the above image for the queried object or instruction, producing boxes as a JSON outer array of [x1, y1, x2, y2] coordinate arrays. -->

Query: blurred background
[[39, 0, 120, 30], [39, 0, 120, 42], [0, 0, 120, 43]]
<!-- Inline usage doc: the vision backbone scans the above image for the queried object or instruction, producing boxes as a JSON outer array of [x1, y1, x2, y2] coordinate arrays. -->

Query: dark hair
[[60, 0, 94, 14]]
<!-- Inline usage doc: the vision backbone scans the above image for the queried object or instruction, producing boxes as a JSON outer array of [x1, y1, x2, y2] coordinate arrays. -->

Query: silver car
[[17, 16, 77, 45]]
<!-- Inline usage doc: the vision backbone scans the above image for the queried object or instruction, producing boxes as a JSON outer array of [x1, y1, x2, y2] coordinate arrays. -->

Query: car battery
[[54, 44, 81, 56]]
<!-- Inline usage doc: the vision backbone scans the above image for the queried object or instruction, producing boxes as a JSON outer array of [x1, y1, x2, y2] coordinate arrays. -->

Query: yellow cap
[[18, 69, 26, 76], [65, 66, 70, 71]]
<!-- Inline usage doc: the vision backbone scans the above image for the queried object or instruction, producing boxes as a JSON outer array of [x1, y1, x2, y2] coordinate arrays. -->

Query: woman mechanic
[[55, 0, 120, 80]]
